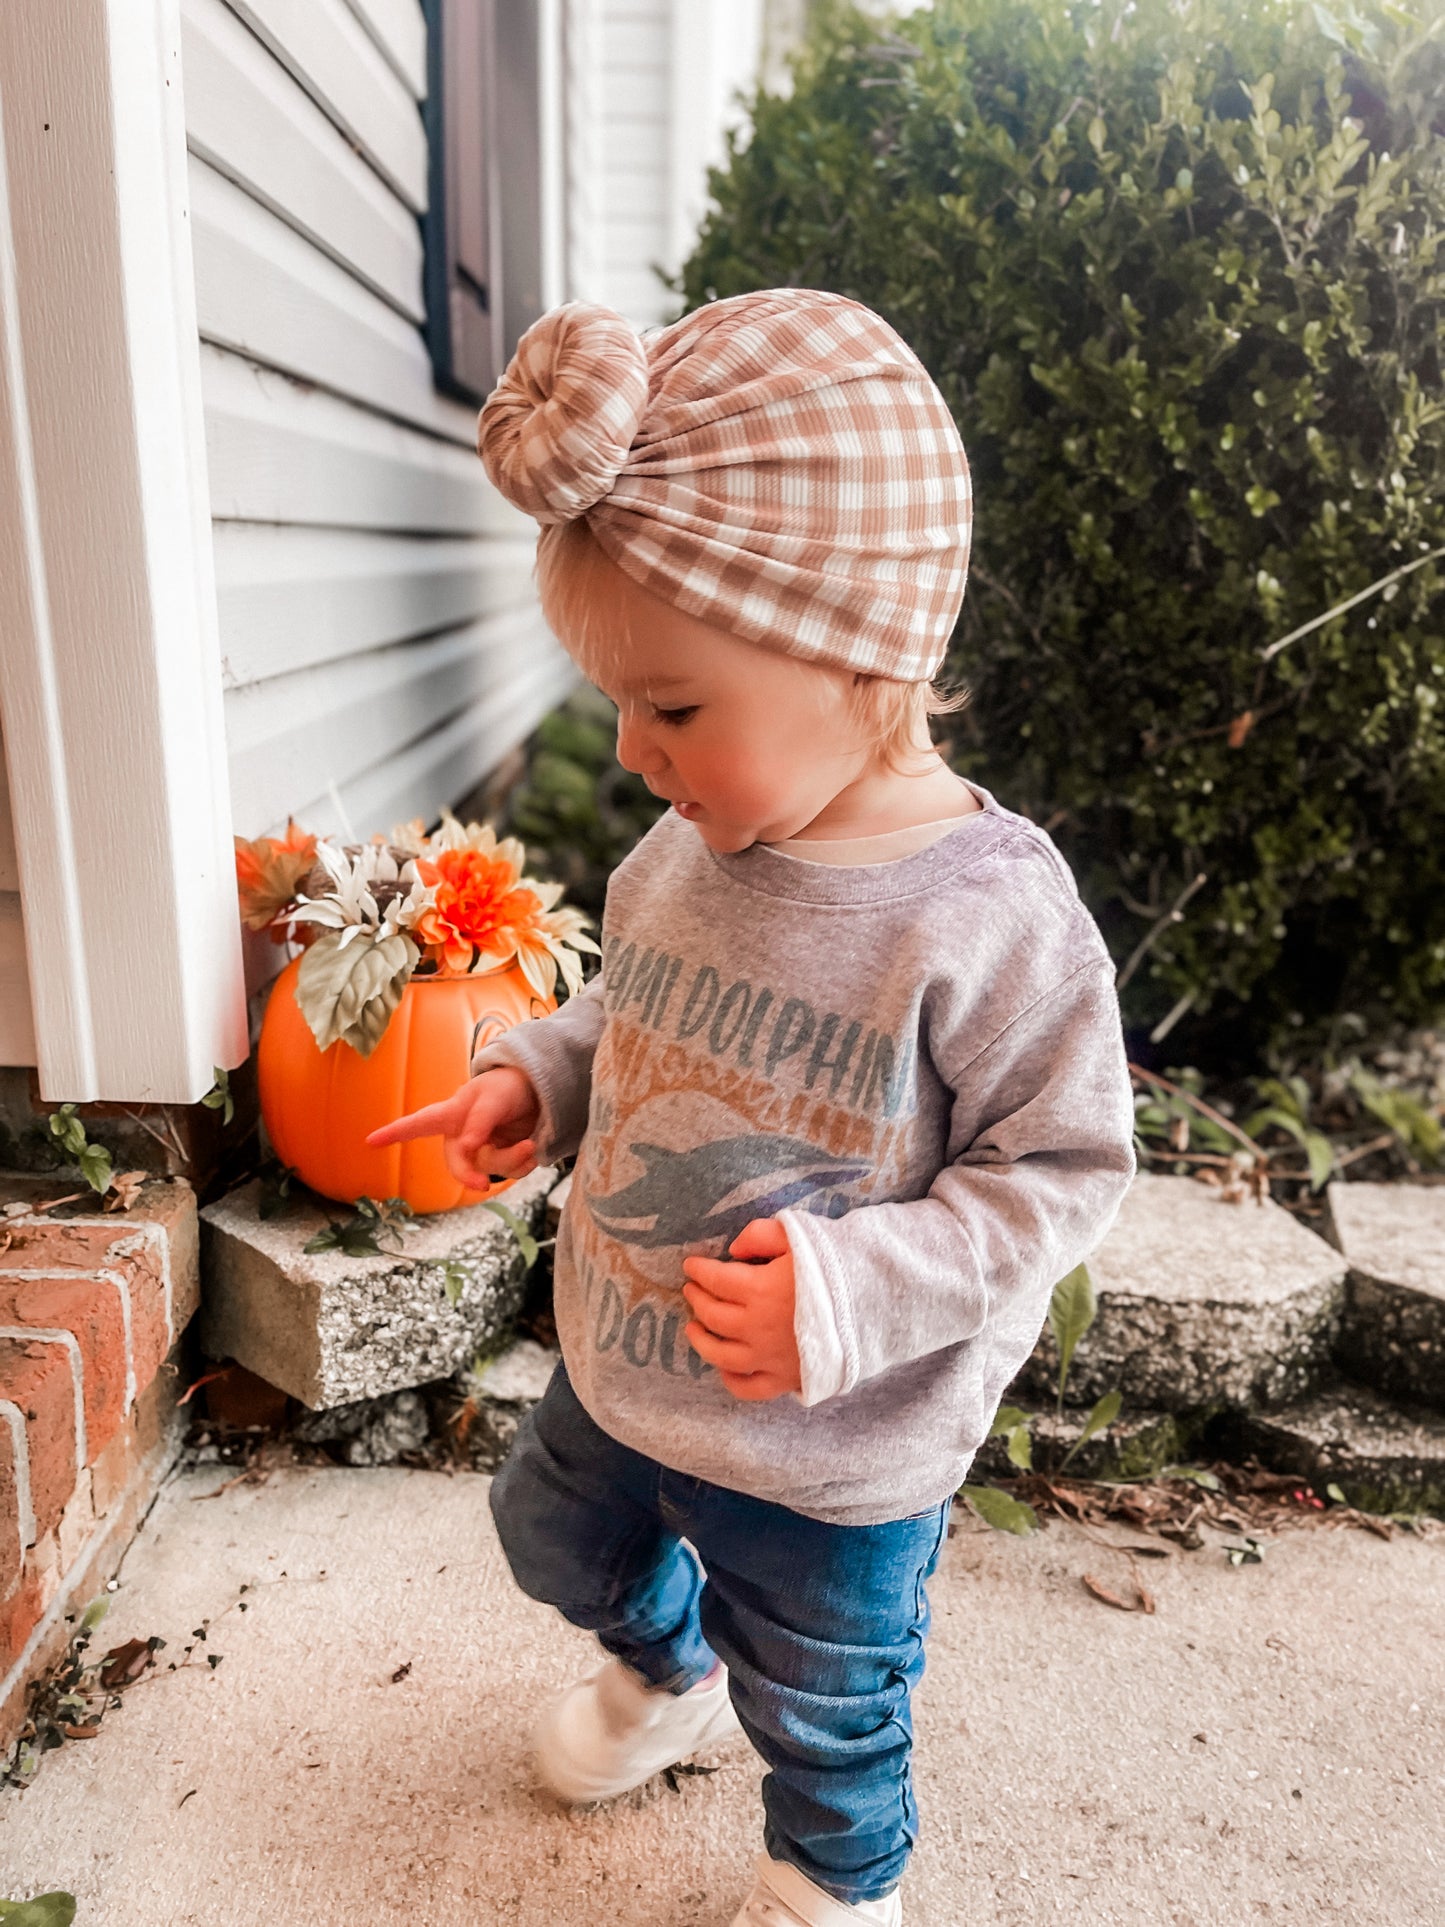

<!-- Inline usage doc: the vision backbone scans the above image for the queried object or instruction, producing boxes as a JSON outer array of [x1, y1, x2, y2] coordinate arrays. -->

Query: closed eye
[[652, 705, 698, 727]]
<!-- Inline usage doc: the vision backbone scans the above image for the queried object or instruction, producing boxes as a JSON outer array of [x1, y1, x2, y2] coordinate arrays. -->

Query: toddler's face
[[573, 561, 873, 854]]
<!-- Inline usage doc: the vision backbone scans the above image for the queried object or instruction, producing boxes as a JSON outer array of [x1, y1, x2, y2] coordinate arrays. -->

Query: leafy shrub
[[678, 0, 1445, 1052], [504, 689, 667, 923]]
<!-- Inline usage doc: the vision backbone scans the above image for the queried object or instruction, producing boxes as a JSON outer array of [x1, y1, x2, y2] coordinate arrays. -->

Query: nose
[[615, 709, 668, 779]]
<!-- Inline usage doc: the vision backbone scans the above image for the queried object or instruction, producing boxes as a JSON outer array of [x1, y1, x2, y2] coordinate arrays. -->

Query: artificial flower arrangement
[[235, 810, 598, 1057]]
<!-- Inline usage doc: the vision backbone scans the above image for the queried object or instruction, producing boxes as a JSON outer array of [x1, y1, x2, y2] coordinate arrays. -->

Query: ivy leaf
[[480, 1200, 539, 1267], [961, 1485, 1038, 1535], [80, 1596, 109, 1633], [440, 1260, 470, 1306], [258, 1164, 297, 1221], [48, 1106, 87, 1160], [1004, 1421, 1034, 1471], [77, 1142, 113, 1196], [304, 1219, 382, 1258], [294, 930, 418, 1057], [1048, 1263, 1096, 1405], [201, 1068, 235, 1126]]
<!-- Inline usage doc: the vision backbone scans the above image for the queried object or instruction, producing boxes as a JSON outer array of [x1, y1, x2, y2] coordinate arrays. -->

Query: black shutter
[[423, 0, 544, 405]]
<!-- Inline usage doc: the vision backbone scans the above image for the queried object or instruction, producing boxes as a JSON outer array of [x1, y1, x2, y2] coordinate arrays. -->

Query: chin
[[693, 821, 756, 854]]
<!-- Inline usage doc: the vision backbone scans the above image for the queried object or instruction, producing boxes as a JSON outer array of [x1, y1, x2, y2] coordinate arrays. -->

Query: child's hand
[[364, 1067, 541, 1192], [681, 1217, 801, 1402]]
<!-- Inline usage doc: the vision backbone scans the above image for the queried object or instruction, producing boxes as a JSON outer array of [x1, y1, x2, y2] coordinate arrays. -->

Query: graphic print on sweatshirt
[[572, 935, 920, 1380]]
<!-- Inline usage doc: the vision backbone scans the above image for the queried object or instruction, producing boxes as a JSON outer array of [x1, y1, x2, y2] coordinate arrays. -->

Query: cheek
[[685, 731, 823, 824]]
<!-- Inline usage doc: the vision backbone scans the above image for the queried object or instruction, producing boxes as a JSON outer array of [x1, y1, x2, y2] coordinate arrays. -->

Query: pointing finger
[[365, 1096, 465, 1147]]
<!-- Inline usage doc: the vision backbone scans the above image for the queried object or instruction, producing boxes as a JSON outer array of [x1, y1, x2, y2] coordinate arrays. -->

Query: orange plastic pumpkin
[[257, 957, 554, 1214]]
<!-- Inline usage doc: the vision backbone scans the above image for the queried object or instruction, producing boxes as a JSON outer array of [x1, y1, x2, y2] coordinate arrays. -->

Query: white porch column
[[0, 0, 245, 1102]]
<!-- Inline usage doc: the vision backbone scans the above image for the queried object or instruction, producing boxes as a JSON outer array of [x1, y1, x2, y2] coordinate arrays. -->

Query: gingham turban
[[477, 289, 972, 682]]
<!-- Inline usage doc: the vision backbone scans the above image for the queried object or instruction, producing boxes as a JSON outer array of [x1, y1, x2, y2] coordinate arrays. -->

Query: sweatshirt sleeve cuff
[[471, 1029, 575, 1167], [778, 1209, 855, 1407]]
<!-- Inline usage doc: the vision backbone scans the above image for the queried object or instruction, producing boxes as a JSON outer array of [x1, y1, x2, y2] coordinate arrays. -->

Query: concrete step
[[1219, 1380, 1445, 1519], [198, 1167, 558, 1409], [1330, 1182, 1445, 1410], [1016, 1174, 1345, 1414], [972, 1403, 1213, 1486]]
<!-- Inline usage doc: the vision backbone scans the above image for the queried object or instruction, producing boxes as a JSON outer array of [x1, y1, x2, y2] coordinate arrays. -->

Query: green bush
[[679, 0, 1445, 1052], [505, 688, 667, 925]]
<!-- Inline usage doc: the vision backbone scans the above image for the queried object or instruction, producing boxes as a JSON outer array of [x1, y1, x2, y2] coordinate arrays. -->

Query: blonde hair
[[536, 517, 968, 772]]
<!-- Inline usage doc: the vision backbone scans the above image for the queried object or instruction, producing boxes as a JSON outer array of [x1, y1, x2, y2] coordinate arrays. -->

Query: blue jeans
[[489, 1363, 950, 1905]]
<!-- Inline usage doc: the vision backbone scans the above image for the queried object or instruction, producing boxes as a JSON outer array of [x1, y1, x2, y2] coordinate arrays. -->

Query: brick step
[[0, 1176, 199, 1749]]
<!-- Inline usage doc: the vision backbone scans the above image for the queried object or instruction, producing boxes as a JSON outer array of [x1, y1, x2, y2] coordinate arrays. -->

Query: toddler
[[370, 291, 1136, 1925]]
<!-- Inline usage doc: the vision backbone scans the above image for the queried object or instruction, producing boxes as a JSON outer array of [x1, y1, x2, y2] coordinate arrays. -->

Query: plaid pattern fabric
[[479, 289, 972, 681]]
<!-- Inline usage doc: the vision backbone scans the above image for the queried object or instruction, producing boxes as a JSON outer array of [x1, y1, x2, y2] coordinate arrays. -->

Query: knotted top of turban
[[477, 288, 971, 682]]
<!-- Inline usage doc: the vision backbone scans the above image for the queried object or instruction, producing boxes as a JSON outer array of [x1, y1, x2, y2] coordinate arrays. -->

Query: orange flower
[[234, 820, 317, 935], [413, 847, 546, 976]]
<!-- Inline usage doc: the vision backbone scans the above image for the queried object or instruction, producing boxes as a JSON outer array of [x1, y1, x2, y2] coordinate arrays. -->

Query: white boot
[[731, 1856, 902, 1927], [533, 1656, 741, 1803]]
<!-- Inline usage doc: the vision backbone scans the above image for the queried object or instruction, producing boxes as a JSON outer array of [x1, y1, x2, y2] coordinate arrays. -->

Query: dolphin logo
[[586, 1134, 867, 1250]]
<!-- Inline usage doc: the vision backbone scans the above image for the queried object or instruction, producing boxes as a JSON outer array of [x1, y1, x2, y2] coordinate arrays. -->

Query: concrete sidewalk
[[1, 1462, 1441, 1926]]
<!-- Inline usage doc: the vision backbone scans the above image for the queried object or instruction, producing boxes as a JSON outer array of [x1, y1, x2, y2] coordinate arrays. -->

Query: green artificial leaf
[[0, 1899, 78, 1927], [77, 1142, 113, 1196], [961, 1485, 1038, 1535], [988, 1403, 1032, 1438], [1048, 1264, 1096, 1406], [481, 1200, 539, 1268], [1005, 1422, 1034, 1471], [80, 1595, 109, 1633], [201, 1067, 235, 1126], [294, 930, 419, 1057], [1326, 1482, 1348, 1505], [1060, 1388, 1123, 1468]]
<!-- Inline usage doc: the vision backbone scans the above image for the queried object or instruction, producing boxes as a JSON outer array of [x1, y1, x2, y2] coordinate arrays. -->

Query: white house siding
[[181, 0, 574, 846], [591, 0, 762, 327]]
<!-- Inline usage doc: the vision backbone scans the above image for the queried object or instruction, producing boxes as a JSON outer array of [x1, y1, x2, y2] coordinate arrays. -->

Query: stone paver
[[2, 1461, 1441, 1926], [1019, 1173, 1345, 1412], [198, 1167, 557, 1408], [1331, 1182, 1445, 1408], [1228, 1380, 1445, 1517], [460, 1338, 562, 1469]]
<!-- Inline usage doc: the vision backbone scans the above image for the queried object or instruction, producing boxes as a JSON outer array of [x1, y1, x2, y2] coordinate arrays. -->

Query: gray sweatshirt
[[474, 787, 1136, 1525]]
